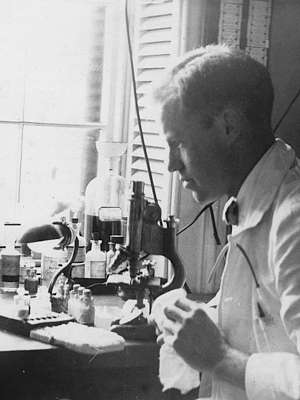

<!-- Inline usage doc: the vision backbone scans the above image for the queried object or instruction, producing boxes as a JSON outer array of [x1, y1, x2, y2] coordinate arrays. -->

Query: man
[[152, 44, 300, 399]]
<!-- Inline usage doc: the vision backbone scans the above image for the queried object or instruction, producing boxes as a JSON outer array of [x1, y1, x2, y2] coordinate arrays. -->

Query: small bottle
[[19, 244, 34, 284], [23, 290, 31, 314], [106, 242, 115, 275], [78, 289, 95, 326], [72, 284, 81, 320], [78, 286, 84, 301], [24, 268, 39, 296], [68, 289, 76, 317], [85, 233, 106, 280], [63, 282, 71, 313], [73, 283, 80, 295], [14, 292, 30, 319]]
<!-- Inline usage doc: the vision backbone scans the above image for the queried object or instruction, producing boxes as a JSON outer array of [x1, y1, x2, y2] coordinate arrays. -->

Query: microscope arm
[[141, 220, 186, 294]]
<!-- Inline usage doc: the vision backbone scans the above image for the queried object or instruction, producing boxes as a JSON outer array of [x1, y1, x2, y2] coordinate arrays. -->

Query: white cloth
[[207, 139, 300, 399], [151, 289, 200, 394]]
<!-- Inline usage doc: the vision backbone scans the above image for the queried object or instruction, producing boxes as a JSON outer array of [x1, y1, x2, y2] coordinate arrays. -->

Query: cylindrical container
[[68, 289, 76, 317], [1, 222, 21, 291], [85, 237, 106, 279], [72, 284, 80, 320], [84, 142, 127, 251], [24, 268, 39, 295], [1, 250, 20, 290], [106, 241, 115, 274]]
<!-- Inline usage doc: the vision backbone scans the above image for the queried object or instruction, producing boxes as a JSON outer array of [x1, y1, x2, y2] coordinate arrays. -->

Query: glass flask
[[84, 141, 127, 251]]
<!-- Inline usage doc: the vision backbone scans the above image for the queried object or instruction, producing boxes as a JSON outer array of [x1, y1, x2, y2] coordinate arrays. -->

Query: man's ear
[[219, 108, 243, 144]]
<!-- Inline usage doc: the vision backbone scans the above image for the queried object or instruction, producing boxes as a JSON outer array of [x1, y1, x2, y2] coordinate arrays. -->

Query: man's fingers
[[164, 304, 185, 323], [157, 333, 164, 346], [162, 319, 177, 335], [174, 297, 194, 311]]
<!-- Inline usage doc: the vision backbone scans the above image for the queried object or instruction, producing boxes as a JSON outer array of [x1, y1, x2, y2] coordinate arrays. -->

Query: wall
[[269, 0, 300, 153]]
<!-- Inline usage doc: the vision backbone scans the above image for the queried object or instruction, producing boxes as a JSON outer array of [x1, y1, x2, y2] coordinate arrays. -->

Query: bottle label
[[41, 255, 60, 286], [90, 261, 106, 279], [72, 263, 85, 278]]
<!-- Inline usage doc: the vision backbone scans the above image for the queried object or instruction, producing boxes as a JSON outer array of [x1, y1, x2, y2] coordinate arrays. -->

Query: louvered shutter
[[127, 0, 181, 215]]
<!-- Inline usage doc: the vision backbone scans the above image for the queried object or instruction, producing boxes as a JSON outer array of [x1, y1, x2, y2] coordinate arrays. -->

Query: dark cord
[[209, 205, 221, 245], [273, 87, 300, 134], [176, 203, 212, 236], [236, 243, 259, 288], [235, 243, 265, 318]]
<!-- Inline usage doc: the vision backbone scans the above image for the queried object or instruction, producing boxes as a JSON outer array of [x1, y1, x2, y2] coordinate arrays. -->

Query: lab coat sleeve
[[246, 197, 300, 400], [246, 352, 300, 400]]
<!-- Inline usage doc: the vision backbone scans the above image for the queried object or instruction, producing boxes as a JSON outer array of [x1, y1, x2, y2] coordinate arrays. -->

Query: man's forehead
[[164, 128, 182, 143], [160, 103, 185, 137], [160, 98, 182, 125]]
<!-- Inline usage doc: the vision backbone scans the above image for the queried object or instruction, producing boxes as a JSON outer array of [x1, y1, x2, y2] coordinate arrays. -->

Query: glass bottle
[[72, 283, 80, 320], [68, 289, 75, 317], [24, 268, 39, 295], [14, 292, 30, 319], [1, 223, 21, 291], [84, 141, 127, 252], [106, 241, 115, 275], [85, 233, 106, 280], [63, 282, 71, 313], [19, 244, 34, 284], [78, 289, 95, 326]]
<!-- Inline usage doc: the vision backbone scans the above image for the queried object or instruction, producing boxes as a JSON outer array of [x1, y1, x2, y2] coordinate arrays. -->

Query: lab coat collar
[[231, 138, 296, 235]]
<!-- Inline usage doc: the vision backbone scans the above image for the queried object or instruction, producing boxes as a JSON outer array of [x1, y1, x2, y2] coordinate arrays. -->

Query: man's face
[[161, 104, 233, 205]]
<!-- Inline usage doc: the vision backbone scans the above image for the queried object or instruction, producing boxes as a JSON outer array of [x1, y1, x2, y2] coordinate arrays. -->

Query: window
[[0, 0, 107, 227], [0, 0, 186, 227], [0, 0, 205, 247]]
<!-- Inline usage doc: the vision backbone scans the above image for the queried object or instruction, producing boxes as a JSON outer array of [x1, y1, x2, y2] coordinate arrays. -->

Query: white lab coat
[[206, 139, 300, 400]]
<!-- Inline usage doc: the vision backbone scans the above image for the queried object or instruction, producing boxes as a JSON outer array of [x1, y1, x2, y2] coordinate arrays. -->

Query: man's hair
[[153, 44, 274, 128]]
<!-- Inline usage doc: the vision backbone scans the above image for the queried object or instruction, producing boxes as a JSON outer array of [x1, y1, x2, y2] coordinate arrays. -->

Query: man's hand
[[162, 297, 228, 372], [150, 291, 248, 389]]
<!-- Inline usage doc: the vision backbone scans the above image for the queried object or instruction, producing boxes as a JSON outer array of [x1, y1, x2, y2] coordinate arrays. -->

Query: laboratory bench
[[0, 291, 200, 400]]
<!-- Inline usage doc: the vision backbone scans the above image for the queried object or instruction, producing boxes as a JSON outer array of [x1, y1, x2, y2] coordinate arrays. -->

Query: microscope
[[17, 180, 185, 340], [108, 180, 185, 340]]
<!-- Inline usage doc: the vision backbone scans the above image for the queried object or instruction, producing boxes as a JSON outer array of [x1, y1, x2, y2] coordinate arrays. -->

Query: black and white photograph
[[0, 0, 299, 399]]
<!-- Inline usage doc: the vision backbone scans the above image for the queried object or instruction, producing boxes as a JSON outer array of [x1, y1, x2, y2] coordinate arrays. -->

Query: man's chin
[[192, 190, 203, 203], [191, 190, 213, 207]]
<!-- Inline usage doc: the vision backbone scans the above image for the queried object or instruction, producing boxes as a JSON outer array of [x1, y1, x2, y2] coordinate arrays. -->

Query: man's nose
[[168, 150, 183, 172]]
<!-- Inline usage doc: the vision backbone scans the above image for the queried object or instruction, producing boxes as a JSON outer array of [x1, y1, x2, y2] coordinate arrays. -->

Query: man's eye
[[170, 141, 182, 150]]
